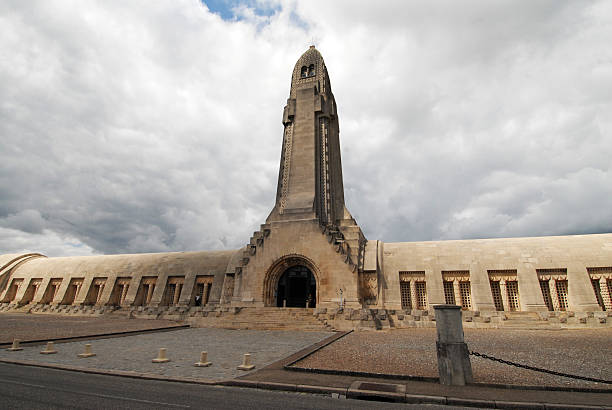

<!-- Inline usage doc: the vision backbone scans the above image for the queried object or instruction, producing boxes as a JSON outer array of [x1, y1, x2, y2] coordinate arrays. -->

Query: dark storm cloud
[[0, 0, 610, 256]]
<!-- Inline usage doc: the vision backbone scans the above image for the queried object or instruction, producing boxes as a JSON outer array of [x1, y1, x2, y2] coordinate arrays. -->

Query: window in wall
[[487, 270, 520, 312], [400, 281, 411, 309], [506, 281, 520, 311], [591, 279, 605, 311], [539, 280, 554, 311], [459, 281, 472, 309], [166, 284, 176, 305], [555, 280, 568, 311], [108, 278, 130, 306], [3, 278, 23, 302], [21, 279, 42, 305], [490, 281, 504, 311], [61, 278, 84, 305], [163, 276, 185, 306], [537, 269, 568, 311], [587, 267, 612, 311], [308, 64, 315, 76], [399, 271, 427, 310], [300, 66, 307, 78], [135, 277, 157, 306], [415, 282, 427, 309], [442, 271, 471, 310], [443, 281, 455, 305]]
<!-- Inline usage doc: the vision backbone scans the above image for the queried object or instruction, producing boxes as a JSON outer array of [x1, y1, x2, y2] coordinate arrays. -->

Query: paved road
[[0, 363, 470, 409]]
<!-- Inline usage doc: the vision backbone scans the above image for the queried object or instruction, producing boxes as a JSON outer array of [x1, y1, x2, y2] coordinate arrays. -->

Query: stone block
[[349, 310, 361, 320]]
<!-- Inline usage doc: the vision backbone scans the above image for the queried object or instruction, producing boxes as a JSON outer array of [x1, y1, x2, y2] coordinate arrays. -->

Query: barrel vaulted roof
[[5, 250, 237, 279]]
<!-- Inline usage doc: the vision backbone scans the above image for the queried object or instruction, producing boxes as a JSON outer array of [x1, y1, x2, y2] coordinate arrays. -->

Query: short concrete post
[[78, 343, 96, 358], [40, 341, 58, 355], [8, 339, 23, 351], [434, 305, 473, 385], [237, 353, 255, 370], [152, 348, 170, 363], [194, 351, 212, 367]]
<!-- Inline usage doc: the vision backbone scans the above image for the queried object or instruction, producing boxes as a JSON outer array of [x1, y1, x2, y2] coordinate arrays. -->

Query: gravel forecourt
[[294, 328, 612, 388]]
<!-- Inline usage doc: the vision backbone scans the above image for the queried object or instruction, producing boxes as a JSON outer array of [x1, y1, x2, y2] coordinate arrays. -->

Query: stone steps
[[187, 307, 334, 331]]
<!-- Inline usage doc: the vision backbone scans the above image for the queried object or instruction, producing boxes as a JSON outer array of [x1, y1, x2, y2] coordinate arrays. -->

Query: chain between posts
[[469, 351, 612, 384]]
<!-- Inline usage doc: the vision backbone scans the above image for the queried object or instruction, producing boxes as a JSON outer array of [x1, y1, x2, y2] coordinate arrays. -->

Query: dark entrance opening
[[276, 265, 316, 308]]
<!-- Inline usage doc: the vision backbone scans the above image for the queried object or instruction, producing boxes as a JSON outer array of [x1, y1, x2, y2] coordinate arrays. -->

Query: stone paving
[[0, 328, 333, 380], [294, 328, 612, 388]]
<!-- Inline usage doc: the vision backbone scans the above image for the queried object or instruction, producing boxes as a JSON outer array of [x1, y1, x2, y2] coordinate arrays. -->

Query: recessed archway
[[263, 255, 319, 307], [276, 265, 316, 308]]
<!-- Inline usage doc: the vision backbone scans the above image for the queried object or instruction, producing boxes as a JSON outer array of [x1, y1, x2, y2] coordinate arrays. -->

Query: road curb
[[1, 359, 610, 409]]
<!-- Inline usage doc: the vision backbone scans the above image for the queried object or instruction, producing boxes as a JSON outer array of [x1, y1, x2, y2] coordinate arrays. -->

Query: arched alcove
[[263, 254, 319, 307]]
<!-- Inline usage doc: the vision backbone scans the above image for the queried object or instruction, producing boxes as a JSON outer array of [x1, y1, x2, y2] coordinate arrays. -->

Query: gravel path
[[0, 328, 333, 380], [294, 328, 612, 388]]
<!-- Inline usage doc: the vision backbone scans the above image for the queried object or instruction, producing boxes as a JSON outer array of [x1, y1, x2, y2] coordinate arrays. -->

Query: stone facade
[[1, 47, 612, 328]]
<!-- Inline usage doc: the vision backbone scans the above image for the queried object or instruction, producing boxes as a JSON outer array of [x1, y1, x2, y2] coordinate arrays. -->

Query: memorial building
[[1, 47, 611, 328]]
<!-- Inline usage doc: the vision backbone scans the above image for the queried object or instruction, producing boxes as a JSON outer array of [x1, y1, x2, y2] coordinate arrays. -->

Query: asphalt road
[[0, 363, 469, 409]]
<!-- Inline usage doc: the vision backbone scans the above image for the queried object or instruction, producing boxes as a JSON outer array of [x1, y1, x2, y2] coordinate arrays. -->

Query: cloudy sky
[[1, 0, 611, 257]]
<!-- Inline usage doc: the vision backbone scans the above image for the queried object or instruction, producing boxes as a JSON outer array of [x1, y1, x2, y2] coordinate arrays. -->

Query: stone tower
[[230, 46, 367, 308], [267, 46, 349, 227]]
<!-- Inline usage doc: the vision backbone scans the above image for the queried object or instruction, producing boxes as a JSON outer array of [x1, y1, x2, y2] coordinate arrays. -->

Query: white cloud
[[0, 226, 96, 257], [0, 0, 610, 256]]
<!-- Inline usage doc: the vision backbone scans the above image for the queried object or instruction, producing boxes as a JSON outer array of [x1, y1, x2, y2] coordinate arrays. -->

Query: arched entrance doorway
[[276, 265, 316, 308], [263, 254, 319, 307]]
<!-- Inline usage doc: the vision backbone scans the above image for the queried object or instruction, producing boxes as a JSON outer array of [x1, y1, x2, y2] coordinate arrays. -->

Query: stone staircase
[[188, 307, 334, 331], [497, 311, 551, 328]]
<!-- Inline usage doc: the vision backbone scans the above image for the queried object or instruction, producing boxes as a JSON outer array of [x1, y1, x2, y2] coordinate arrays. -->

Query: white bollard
[[77, 343, 96, 358], [7, 339, 23, 351], [237, 353, 255, 371], [194, 351, 212, 367], [152, 348, 170, 363], [40, 341, 58, 355]]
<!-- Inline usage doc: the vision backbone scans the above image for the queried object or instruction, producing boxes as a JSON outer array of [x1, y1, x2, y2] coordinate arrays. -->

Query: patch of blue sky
[[202, 0, 281, 21]]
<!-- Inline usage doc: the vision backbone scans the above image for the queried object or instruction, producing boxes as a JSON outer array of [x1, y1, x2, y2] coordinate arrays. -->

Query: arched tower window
[[300, 66, 307, 78], [308, 64, 315, 77]]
